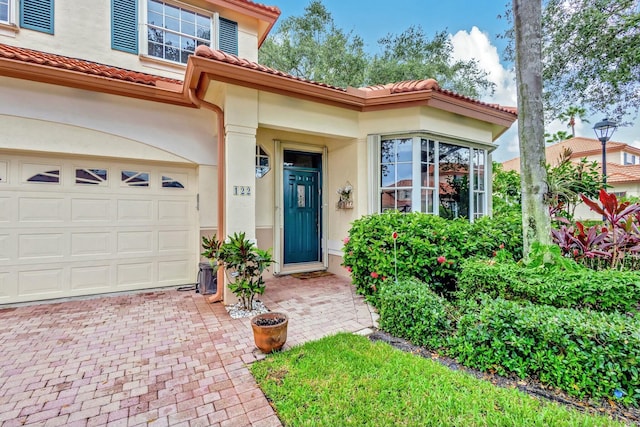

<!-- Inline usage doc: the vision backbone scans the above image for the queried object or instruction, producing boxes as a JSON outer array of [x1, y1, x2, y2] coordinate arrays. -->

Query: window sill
[[138, 54, 187, 75], [0, 22, 18, 37]]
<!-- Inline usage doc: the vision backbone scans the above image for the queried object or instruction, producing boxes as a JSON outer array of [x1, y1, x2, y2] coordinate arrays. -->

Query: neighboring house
[[502, 137, 640, 219], [0, 0, 517, 305]]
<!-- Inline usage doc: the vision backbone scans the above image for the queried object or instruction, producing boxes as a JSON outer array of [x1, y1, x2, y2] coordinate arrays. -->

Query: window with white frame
[[624, 152, 636, 165], [146, 0, 212, 64], [376, 135, 488, 220]]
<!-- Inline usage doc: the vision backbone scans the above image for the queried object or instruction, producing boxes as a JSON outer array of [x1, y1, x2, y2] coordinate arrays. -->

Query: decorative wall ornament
[[336, 181, 353, 209]]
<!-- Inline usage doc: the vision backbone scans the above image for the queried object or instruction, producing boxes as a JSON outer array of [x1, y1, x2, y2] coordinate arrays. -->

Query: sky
[[268, 0, 639, 162]]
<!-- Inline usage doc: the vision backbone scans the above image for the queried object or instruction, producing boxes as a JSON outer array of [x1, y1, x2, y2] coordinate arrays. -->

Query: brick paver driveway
[[0, 274, 375, 427]]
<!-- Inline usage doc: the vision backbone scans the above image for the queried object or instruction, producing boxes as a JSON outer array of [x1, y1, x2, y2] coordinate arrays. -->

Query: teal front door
[[283, 152, 321, 264]]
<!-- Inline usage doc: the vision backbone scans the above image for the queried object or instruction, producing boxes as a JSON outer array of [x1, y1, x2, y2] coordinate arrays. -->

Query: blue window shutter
[[219, 17, 238, 56], [112, 0, 138, 54], [20, 0, 54, 34]]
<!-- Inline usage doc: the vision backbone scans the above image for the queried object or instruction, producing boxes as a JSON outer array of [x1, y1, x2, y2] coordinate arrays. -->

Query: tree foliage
[[258, 1, 495, 98], [258, 1, 368, 88], [543, 0, 640, 121], [503, 0, 640, 122], [367, 27, 495, 98]]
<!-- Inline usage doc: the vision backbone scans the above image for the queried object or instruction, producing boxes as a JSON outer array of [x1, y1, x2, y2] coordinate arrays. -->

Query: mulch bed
[[369, 330, 640, 426]]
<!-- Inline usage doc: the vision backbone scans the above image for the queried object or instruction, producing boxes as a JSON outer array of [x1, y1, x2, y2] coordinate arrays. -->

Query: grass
[[250, 333, 629, 427]]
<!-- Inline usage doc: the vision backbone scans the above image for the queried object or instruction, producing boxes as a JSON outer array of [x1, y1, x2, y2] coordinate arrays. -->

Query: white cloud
[[449, 27, 518, 162]]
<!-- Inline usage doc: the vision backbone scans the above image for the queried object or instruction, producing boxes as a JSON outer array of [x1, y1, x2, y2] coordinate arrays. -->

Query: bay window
[[375, 135, 489, 220]]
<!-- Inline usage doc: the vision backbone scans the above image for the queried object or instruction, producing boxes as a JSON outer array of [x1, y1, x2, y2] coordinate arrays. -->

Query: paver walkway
[[0, 274, 375, 427]]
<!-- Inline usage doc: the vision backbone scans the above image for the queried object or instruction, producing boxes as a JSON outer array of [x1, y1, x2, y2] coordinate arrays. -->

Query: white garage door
[[0, 153, 198, 304]]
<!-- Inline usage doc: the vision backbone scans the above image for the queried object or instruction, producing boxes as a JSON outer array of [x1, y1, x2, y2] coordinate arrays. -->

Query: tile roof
[[501, 137, 640, 183], [232, 0, 280, 14], [194, 46, 517, 116], [0, 43, 183, 87], [194, 46, 347, 91]]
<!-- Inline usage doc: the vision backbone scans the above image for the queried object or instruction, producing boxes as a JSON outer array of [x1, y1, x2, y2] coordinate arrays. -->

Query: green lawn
[[250, 333, 629, 427]]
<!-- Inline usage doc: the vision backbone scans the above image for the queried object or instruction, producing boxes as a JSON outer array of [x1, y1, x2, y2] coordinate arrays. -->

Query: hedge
[[449, 298, 640, 405], [377, 278, 453, 349], [457, 259, 640, 313], [342, 210, 522, 300]]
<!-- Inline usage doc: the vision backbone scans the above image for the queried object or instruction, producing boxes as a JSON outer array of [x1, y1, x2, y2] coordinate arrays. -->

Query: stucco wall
[[0, 77, 217, 164]]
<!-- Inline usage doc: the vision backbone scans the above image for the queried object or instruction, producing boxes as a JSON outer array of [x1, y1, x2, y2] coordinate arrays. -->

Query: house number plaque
[[233, 186, 251, 196]]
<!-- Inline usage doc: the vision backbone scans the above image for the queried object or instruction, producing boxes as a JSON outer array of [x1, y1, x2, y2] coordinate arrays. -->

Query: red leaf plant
[[552, 190, 640, 269]]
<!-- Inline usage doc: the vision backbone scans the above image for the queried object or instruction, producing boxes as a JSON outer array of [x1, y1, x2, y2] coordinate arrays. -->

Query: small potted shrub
[[202, 232, 287, 353]]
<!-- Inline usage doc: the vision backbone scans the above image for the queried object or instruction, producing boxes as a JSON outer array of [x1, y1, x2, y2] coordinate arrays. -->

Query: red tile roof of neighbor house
[[502, 137, 640, 184]]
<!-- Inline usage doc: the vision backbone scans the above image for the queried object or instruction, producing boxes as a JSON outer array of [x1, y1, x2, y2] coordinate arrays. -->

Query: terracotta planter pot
[[251, 312, 288, 354]]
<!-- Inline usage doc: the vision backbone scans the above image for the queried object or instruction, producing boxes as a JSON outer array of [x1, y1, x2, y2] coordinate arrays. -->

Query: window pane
[[196, 14, 210, 28], [381, 190, 396, 212], [396, 139, 412, 162], [165, 16, 179, 32], [380, 164, 395, 187], [164, 3, 179, 18], [181, 36, 195, 51], [1, 1, 9, 22], [421, 162, 433, 187], [421, 189, 434, 214], [439, 143, 470, 219], [381, 139, 394, 163], [148, 0, 163, 13], [421, 139, 435, 163], [180, 9, 195, 23], [182, 22, 195, 37], [148, 10, 162, 26], [396, 163, 412, 187]]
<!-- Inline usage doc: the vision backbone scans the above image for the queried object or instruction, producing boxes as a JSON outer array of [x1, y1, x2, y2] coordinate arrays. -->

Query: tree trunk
[[513, 0, 551, 257]]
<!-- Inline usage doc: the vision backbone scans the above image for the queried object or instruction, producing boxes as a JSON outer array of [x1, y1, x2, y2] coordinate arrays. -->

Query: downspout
[[189, 88, 225, 303]]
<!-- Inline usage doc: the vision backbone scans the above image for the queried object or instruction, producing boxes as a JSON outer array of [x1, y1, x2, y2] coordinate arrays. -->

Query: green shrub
[[458, 258, 640, 313], [342, 210, 522, 299], [378, 278, 453, 349], [449, 298, 640, 405]]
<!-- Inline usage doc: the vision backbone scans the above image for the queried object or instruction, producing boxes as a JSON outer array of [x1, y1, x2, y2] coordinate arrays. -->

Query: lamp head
[[593, 118, 617, 143]]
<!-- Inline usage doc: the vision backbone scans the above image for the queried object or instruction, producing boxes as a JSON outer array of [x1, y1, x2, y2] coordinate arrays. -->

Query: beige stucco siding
[[0, 77, 217, 164]]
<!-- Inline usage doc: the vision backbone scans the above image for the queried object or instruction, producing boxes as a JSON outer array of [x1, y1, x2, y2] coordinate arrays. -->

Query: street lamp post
[[593, 118, 618, 187]]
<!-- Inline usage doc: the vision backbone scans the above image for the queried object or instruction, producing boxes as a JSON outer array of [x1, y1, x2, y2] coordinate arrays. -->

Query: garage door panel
[[0, 234, 10, 260], [19, 197, 67, 222], [19, 234, 65, 259], [158, 230, 191, 252], [158, 258, 193, 283], [18, 268, 65, 296], [0, 197, 10, 222], [118, 199, 154, 222], [117, 262, 154, 287], [71, 232, 111, 256], [71, 265, 111, 291], [71, 199, 111, 222], [158, 200, 190, 223], [0, 272, 14, 299], [117, 231, 154, 254]]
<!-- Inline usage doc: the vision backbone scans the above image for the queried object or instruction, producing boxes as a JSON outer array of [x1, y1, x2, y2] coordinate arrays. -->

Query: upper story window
[[147, 0, 211, 64], [624, 152, 636, 165], [111, 0, 238, 61], [374, 135, 488, 221]]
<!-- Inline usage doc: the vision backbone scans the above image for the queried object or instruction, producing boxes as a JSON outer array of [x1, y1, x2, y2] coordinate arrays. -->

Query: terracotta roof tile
[[194, 46, 517, 115], [194, 45, 347, 91], [232, 0, 280, 14], [0, 43, 183, 87]]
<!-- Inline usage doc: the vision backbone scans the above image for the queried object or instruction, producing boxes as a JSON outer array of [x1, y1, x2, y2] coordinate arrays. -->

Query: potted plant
[[202, 232, 287, 353]]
